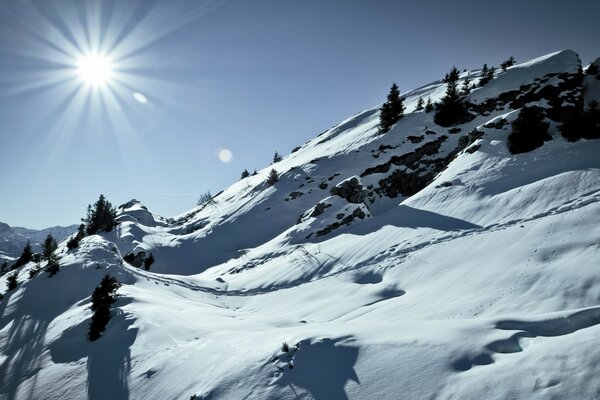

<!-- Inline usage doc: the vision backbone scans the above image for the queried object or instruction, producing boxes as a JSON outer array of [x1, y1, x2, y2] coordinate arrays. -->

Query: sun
[[77, 53, 113, 86]]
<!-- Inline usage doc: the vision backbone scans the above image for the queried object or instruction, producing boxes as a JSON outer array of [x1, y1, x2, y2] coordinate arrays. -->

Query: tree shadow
[[50, 309, 137, 400], [0, 274, 80, 400], [278, 338, 359, 400]]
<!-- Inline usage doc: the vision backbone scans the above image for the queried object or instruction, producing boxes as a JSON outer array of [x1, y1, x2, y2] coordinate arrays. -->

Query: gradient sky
[[0, 0, 598, 228]]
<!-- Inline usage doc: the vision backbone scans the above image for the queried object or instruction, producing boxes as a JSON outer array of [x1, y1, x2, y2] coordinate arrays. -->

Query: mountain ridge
[[1, 49, 599, 400]]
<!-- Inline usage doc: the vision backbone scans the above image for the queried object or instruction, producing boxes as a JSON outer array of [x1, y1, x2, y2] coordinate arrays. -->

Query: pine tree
[[83, 195, 118, 235], [434, 66, 471, 126], [415, 97, 424, 111], [42, 234, 58, 261], [46, 258, 60, 277], [266, 168, 279, 185], [252, 170, 258, 176], [507, 106, 551, 154], [425, 97, 434, 112], [67, 224, 86, 250], [13, 241, 33, 269], [461, 77, 472, 96], [88, 274, 122, 341], [197, 191, 216, 207], [240, 169, 250, 179], [501, 56, 516, 71], [7, 272, 17, 291], [479, 64, 495, 86], [272, 151, 283, 163], [561, 100, 600, 141], [379, 83, 405, 133]]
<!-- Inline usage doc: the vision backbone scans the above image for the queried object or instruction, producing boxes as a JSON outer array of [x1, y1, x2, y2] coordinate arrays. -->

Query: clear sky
[[0, 0, 598, 228]]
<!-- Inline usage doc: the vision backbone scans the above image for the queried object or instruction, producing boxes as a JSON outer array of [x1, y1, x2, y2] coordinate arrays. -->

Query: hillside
[[1, 49, 600, 400]]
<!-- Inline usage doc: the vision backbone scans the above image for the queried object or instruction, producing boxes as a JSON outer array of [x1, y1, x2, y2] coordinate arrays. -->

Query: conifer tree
[[67, 224, 86, 250], [561, 100, 600, 141], [461, 77, 471, 96], [266, 168, 279, 185], [500, 56, 516, 71], [83, 195, 118, 235], [507, 106, 551, 154], [479, 64, 495, 86], [88, 274, 121, 341], [252, 170, 258, 176], [240, 169, 250, 179], [425, 97, 434, 112], [415, 97, 424, 111], [42, 234, 58, 261], [272, 151, 283, 163], [379, 83, 405, 133], [13, 241, 33, 269], [434, 66, 470, 126], [46, 258, 60, 277]]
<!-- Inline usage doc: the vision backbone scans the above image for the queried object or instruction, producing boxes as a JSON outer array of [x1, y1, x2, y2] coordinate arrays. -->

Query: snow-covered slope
[[1, 50, 600, 400]]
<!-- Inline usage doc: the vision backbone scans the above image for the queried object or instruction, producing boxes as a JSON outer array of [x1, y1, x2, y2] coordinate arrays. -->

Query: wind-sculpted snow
[[1, 50, 600, 399]]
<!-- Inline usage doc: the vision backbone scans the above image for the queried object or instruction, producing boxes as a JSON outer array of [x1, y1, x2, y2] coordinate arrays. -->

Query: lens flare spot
[[133, 92, 148, 104], [218, 149, 233, 163]]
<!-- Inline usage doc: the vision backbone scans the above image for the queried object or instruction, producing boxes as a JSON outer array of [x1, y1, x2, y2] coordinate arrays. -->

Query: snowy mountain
[[1, 49, 600, 400], [0, 222, 78, 264]]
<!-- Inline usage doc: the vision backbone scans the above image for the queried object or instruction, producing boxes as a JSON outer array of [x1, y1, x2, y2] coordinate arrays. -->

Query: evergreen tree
[[272, 151, 283, 163], [434, 66, 471, 126], [500, 56, 516, 71], [13, 241, 33, 269], [425, 97, 434, 112], [560, 100, 600, 141], [252, 170, 258, 176], [240, 169, 250, 179], [461, 77, 472, 96], [83, 195, 118, 235], [7, 272, 17, 291], [266, 168, 279, 185], [197, 191, 216, 207], [415, 97, 424, 111], [46, 258, 60, 277], [479, 64, 489, 86], [378, 83, 405, 133], [42, 234, 58, 261], [88, 274, 121, 341], [479, 64, 495, 86], [507, 106, 551, 154], [67, 224, 86, 250]]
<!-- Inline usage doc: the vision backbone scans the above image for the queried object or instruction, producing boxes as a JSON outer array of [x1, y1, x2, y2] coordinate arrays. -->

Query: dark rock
[[330, 177, 368, 204]]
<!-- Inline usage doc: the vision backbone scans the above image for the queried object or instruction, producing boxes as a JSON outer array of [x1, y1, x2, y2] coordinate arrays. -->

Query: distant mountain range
[[0, 221, 78, 263]]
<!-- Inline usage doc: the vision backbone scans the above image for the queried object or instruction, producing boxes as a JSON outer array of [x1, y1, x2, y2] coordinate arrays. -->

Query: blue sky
[[1, 0, 599, 228]]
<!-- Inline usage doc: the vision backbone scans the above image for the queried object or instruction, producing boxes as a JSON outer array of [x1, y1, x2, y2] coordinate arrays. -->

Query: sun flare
[[77, 53, 113, 86]]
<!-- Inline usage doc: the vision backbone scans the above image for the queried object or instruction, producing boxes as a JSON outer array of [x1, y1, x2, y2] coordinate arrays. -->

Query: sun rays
[[0, 0, 224, 144]]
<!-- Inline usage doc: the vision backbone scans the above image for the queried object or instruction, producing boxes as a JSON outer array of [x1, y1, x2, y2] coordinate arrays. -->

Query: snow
[[1, 49, 600, 399]]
